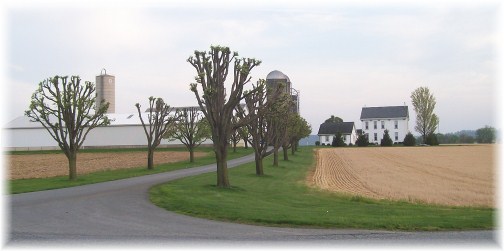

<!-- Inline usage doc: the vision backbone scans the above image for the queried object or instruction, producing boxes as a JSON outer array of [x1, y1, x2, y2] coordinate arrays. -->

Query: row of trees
[[26, 45, 311, 186], [428, 126, 496, 144], [187, 46, 311, 187]]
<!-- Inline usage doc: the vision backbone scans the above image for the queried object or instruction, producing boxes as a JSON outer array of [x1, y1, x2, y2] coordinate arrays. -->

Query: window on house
[[365, 121, 369, 130], [395, 132, 399, 141], [374, 133, 378, 141], [381, 121, 385, 129], [394, 120, 398, 129], [373, 121, 377, 129], [325, 136, 330, 142]]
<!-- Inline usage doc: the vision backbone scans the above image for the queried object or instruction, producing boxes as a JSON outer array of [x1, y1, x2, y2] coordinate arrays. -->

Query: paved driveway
[[8, 153, 497, 247]]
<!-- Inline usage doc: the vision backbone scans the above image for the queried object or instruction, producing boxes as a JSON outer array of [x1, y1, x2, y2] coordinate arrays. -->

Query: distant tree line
[[434, 126, 496, 144]]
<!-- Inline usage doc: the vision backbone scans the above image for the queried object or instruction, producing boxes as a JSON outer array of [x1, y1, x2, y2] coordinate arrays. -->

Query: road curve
[[8, 153, 497, 247]]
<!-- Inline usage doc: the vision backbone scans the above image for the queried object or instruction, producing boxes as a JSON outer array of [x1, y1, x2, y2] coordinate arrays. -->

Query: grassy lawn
[[150, 146, 494, 231], [9, 147, 253, 194]]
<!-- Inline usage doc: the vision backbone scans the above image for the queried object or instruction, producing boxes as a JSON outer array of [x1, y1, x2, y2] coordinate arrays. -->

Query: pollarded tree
[[236, 80, 281, 175], [411, 86, 439, 144], [164, 107, 210, 163], [25, 75, 110, 180], [279, 100, 310, 160], [135, 97, 178, 170], [188, 45, 263, 188], [267, 91, 293, 166], [287, 114, 311, 155], [238, 126, 251, 149], [230, 115, 242, 153]]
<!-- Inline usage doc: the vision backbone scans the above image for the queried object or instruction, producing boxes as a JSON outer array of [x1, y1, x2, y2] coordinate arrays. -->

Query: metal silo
[[266, 70, 299, 114], [266, 70, 291, 94], [96, 68, 115, 113]]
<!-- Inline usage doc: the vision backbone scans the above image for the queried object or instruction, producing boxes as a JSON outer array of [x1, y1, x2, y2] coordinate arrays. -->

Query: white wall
[[361, 118, 409, 144], [318, 131, 357, 146], [3, 125, 213, 150]]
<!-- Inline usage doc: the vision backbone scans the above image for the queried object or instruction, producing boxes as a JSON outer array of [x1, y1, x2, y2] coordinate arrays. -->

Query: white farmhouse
[[360, 106, 409, 144], [317, 122, 357, 146]]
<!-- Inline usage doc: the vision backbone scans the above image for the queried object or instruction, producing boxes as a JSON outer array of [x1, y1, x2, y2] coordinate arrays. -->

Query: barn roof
[[4, 105, 207, 129], [360, 106, 409, 120], [4, 112, 179, 129], [317, 122, 355, 135]]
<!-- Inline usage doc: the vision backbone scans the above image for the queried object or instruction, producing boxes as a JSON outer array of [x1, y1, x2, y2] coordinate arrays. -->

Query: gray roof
[[5, 111, 181, 129], [317, 122, 355, 135], [360, 106, 409, 120]]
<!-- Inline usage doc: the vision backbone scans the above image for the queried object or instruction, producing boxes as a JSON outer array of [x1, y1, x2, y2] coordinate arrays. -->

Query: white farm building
[[4, 112, 212, 151], [317, 122, 358, 146], [316, 105, 410, 146], [3, 70, 215, 151], [360, 106, 410, 144]]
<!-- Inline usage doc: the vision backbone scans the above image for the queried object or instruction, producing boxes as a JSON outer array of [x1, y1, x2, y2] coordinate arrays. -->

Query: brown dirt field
[[7, 151, 207, 180], [309, 145, 496, 207]]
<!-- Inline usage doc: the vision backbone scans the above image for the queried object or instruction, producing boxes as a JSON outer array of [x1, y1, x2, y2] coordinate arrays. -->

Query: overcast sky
[[2, 0, 502, 135]]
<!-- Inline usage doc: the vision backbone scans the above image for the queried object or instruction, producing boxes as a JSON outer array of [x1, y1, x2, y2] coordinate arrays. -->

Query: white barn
[[360, 106, 409, 144], [317, 122, 358, 146], [3, 112, 212, 151]]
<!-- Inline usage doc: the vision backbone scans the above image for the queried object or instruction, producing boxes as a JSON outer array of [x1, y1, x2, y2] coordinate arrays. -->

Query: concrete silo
[[96, 69, 115, 113]]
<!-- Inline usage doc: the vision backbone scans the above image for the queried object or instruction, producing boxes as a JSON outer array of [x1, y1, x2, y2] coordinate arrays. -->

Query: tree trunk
[[215, 142, 230, 188], [244, 140, 248, 149], [68, 153, 77, 181], [189, 147, 195, 163], [291, 140, 298, 155], [147, 148, 154, 170], [254, 151, 264, 176], [283, 146, 289, 161], [233, 143, 237, 153], [273, 148, 279, 166]]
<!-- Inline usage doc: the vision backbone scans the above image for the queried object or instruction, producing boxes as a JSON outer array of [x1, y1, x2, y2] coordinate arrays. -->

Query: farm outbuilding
[[317, 122, 358, 146], [3, 112, 212, 151]]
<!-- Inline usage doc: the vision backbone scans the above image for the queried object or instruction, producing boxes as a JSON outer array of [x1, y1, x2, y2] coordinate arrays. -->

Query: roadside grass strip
[[150, 146, 494, 231]]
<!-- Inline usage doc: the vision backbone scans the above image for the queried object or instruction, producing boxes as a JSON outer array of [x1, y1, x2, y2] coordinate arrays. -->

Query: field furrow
[[309, 146, 495, 207]]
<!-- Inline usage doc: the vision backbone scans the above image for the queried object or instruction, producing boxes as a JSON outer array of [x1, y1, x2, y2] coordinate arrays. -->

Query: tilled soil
[[309, 145, 495, 207], [7, 151, 207, 180]]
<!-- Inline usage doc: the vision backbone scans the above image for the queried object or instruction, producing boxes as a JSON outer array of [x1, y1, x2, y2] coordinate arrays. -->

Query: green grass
[[9, 147, 253, 194], [150, 146, 494, 231]]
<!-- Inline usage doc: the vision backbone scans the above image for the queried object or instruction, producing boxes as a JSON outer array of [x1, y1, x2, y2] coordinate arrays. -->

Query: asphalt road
[[7, 153, 498, 247]]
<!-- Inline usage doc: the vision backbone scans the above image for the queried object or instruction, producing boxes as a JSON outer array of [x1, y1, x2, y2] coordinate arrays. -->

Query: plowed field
[[309, 145, 495, 207], [7, 151, 207, 180]]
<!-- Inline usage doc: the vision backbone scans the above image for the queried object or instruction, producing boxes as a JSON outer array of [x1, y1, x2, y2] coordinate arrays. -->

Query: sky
[[1, 0, 502, 135]]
